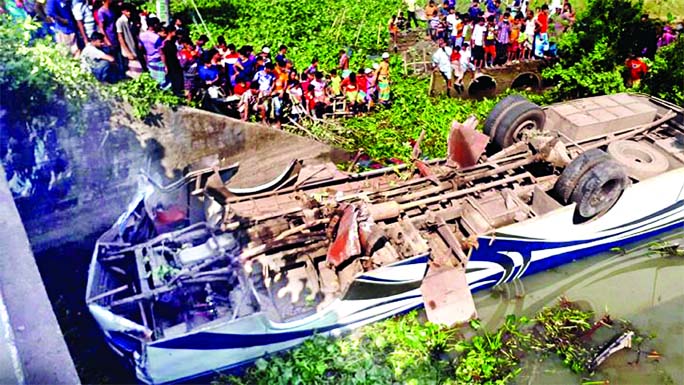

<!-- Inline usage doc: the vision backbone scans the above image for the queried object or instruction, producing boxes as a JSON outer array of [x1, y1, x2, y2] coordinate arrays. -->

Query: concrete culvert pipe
[[467, 75, 497, 99], [511, 72, 541, 91]]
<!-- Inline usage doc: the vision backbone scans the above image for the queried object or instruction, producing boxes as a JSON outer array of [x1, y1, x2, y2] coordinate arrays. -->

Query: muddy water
[[472, 229, 684, 385]]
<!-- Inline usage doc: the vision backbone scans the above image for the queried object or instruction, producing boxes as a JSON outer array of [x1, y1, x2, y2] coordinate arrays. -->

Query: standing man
[[116, 3, 140, 77], [432, 38, 454, 96], [496, 12, 511, 65], [404, 0, 418, 30], [71, 0, 94, 46], [46, 0, 78, 55], [97, 0, 117, 48], [161, 26, 184, 96], [471, 16, 486, 69]]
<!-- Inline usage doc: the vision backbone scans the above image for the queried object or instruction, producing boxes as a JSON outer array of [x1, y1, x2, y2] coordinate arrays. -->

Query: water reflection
[[473, 229, 684, 384]]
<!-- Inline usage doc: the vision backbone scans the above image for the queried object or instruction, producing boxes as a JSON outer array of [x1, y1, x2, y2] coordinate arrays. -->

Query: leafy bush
[[168, 0, 403, 70], [640, 35, 684, 105], [543, 38, 626, 99], [110, 73, 185, 118], [542, 0, 683, 104]]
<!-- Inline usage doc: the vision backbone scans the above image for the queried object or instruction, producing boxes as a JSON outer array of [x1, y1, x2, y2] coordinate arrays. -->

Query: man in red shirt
[[534, 4, 550, 57], [625, 54, 648, 87]]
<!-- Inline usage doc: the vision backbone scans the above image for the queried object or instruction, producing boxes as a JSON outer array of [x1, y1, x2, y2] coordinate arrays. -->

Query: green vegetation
[[170, 0, 403, 70], [543, 0, 683, 104], [217, 300, 612, 385]]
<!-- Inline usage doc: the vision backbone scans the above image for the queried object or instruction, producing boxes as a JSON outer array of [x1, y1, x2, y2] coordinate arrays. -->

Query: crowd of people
[[414, 0, 568, 94], [2, 0, 394, 126], [2, 0, 680, 123]]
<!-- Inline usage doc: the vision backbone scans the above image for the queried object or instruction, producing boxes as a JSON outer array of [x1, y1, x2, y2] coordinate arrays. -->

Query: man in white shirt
[[432, 38, 454, 96], [71, 0, 95, 44], [471, 17, 487, 69], [404, 0, 418, 30], [81, 32, 117, 82]]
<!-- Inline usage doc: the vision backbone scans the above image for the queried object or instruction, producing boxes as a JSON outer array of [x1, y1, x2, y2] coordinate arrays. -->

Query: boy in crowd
[[275, 45, 288, 63], [468, 0, 482, 20], [524, 9, 536, 59], [625, 53, 648, 87], [429, 11, 441, 40], [329, 69, 342, 96], [508, 13, 522, 62], [534, 4, 550, 58], [483, 15, 497, 68]]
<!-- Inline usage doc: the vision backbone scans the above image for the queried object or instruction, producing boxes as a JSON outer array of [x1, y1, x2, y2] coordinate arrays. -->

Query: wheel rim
[[511, 119, 539, 142], [581, 178, 623, 217]]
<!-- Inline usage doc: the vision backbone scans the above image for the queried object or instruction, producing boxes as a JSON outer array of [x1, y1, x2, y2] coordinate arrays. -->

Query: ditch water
[[473, 229, 684, 384], [35, 228, 683, 384]]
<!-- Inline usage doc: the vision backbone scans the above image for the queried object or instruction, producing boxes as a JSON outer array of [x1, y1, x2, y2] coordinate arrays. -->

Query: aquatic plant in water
[[218, 299, 624, 385]]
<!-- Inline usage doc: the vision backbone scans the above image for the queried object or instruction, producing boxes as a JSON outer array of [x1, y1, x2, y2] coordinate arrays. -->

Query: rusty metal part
[[447, 116, 490, 168], [426, 213, 467, 266], [326, 206, 362, 267], [414, 160, 441, 185], [420, 264, 477, 327], [358, 220, 386, 256], [367, 201, 401, 221]]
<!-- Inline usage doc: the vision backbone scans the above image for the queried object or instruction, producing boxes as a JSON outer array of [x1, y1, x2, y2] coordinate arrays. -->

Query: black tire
[[554, 149, 611, 204], [494, 101, 546, 148], [570, 160, 628, 219], [483, 94, 528, 138]]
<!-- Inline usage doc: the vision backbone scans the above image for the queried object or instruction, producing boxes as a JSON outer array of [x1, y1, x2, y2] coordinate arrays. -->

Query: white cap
[[365, 68, 372, 74], [382, 52, 390, 59], [262, 46, 270, 54], [372, 63, 380, 70]]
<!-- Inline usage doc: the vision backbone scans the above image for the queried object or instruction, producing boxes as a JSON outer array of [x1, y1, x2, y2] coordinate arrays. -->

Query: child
[[519, 24, 530, 61], [305, 58, 318, 75], [329, 69, 342, 96], [483, 15, 497, 67], [459, 43, 476, 75], [508, 15, 521, 63], [450, 45, 463, 93], [429, 11, 441, 40], [396, 12, 408, 31], [238, 81, 259, 121], [389, 15, 399, 47]]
